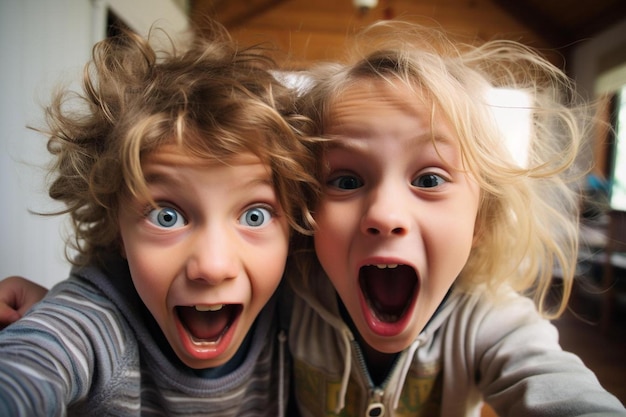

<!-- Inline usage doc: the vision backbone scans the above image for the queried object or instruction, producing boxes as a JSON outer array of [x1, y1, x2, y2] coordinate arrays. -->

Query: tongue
[[177, 306, 233, 340], [360, 266, 416, 316]]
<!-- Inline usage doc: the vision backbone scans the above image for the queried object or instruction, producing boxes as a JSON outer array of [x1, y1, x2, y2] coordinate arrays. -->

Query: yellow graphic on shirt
[[293, 359, 443, 416]]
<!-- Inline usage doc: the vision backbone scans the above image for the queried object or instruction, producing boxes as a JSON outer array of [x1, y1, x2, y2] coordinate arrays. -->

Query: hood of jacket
[[288, 266, 464, 413]]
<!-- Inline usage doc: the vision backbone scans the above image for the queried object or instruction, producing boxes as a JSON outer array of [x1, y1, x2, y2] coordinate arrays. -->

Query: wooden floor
[[552, 289, 626, 407]]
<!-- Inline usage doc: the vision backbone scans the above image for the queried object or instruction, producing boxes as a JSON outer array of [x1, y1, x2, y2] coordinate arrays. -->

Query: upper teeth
[[374, 264, 398, 269], [195, 304, 224, 312]]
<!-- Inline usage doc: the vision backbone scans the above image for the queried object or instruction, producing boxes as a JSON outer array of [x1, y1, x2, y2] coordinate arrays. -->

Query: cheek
[[313, 204, 347, 269], [249, 226, 290, 297], [259, 244, 288, 289], [126, 250, 170, 307], [122, 237, 165, 287], [125, 261, 172, 336], [427, 209, 478, 283], [314, 200, 355, 244], [119, 232, 173, 315]]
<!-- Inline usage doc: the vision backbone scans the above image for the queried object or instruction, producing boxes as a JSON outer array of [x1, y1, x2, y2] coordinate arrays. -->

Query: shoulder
[[0, 272, 141, 414], [438, 287, 544, 333], [436, 287, 558, 365], [440, 289, 626, 416], [7, 271, 137, 353]]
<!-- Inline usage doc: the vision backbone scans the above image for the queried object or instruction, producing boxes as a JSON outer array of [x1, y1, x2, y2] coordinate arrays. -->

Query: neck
[[337, 296, 398, 386], [357, 334, 398, 386]]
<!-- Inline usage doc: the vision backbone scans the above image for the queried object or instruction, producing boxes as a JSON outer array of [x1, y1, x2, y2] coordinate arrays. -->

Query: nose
[[360, 182, 411, 237], [185, 225, 239, 285]]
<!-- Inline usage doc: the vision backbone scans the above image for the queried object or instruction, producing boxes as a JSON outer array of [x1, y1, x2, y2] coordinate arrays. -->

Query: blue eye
[[239, 207, 272, 227], [328, 175, 363, 190], [147, 206, 186, 228], [413, 173, 446, 188]]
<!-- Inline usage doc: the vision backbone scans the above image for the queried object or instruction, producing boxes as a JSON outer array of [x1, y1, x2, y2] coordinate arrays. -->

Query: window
[[610, 86, 626, 211]]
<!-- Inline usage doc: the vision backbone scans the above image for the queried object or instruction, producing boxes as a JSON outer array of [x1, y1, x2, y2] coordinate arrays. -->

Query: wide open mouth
[[176, 304, 243, 343], [359, 264, 418, 323]]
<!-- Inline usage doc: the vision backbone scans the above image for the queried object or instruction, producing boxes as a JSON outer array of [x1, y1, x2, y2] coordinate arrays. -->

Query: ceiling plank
[[581, 2, 626, 41], [189, 0, 622, 69], [492, 0, 570, 48], [190, 0, 288, 29]]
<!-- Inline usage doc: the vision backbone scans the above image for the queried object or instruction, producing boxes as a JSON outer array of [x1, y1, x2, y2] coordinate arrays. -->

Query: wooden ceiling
[[189, 0, 626, 71]]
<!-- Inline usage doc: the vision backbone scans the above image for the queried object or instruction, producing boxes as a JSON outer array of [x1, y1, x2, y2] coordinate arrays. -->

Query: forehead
[[327, 79, 456, 142], [139, 145, 272, 186], [321, 78, 470, 172], [143, 143, 265, 167], [330, 77, 425, 112], [325, 78, 437, 134]]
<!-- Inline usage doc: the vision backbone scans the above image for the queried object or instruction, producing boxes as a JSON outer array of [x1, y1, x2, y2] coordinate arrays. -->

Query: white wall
[[571, 17, 626, 99], [0, 0, 188, 289]]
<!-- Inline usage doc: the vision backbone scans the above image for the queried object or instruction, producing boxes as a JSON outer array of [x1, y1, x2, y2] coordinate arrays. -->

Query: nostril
[[367, 227, 380, 235], [392, 227, 404, 235]]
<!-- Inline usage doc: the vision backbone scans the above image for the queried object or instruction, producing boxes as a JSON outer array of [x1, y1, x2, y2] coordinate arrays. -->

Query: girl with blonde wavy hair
[[287, 20, 625, 416]]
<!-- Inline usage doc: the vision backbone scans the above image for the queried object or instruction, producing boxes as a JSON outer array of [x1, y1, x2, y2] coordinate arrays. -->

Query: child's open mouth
[[359, 264, 418, 325], [176, 304, 242, 344]]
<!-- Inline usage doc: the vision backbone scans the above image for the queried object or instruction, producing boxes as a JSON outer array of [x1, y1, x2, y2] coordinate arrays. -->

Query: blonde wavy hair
[[43, 21, 320, 268], [294, 20, 593, 317]]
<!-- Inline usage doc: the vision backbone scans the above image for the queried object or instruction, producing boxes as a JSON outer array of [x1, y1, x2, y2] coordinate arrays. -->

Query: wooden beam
[[492, 0, 570, 48], [580, 2, 626, 42]]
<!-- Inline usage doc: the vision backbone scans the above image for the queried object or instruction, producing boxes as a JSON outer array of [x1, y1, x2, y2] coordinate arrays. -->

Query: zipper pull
[[365, 388, 386, 417]]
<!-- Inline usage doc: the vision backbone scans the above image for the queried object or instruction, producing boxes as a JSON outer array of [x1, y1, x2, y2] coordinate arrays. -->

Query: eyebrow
[[324, 132, 458, 152], [143, 166, 274, 190]]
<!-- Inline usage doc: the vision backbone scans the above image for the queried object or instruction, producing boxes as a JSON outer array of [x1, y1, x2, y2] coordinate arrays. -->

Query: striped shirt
[[0, 258, 289, 416]]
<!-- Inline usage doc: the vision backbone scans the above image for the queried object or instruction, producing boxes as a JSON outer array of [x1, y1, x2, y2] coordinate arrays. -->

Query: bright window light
[[486, 88, 532, 168], [610, 85, 626, 211]]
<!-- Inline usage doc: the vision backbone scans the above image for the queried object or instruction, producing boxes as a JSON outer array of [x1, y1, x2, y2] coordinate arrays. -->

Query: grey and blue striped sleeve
[[0, 277, 131, 416]]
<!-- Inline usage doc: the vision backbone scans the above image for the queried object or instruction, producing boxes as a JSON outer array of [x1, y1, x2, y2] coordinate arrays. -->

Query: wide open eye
[[239, 206, 272, 228], [147, 206, 187, 229], [412, 173, 447, 188], [328, 175, 363, 190]]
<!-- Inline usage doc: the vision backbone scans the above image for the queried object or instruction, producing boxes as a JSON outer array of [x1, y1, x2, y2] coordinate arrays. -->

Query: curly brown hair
[[42, 21, 320, 268]]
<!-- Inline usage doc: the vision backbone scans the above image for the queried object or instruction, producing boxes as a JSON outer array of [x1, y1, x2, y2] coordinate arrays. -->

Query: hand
[[0, 276, 48, 330]]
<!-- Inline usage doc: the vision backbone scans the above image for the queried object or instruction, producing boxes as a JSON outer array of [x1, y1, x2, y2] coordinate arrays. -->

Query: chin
[[362, 330, 417, 354]]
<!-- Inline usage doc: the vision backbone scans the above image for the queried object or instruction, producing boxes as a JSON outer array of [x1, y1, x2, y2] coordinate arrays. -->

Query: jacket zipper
[[352, 340, 396, 417]]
